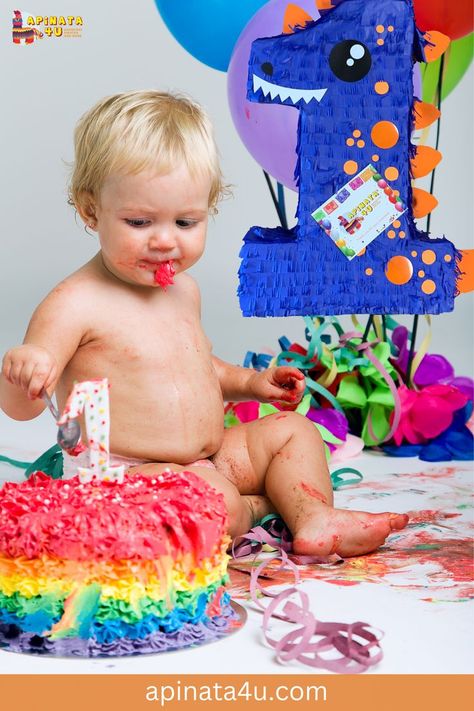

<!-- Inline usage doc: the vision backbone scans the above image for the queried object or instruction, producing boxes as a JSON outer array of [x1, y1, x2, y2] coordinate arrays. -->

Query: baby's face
[[93, 166, 211, 287]]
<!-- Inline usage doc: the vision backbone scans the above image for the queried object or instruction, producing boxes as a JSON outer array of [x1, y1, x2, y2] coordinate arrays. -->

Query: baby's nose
[[148, 230, 175, 251]]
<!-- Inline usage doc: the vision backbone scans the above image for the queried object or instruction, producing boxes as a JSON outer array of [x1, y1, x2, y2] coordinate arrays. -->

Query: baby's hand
[[249, 366, 305, 405], [2, 345, 57, 400]]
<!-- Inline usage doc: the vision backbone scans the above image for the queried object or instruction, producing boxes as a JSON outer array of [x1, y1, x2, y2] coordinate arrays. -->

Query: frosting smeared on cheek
[[154, 260, 175, 288]]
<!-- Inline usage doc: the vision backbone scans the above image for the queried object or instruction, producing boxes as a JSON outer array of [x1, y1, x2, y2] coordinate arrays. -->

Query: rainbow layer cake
[[0, 470, 235, 656]]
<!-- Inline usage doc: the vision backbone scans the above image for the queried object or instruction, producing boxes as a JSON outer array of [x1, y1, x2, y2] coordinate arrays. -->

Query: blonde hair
[[69, 90, 227, 215]]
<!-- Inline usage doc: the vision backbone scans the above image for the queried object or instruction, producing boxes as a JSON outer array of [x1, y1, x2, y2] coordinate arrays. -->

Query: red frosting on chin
[[154, 260, 175, 288], [0, 471, 227, 562]]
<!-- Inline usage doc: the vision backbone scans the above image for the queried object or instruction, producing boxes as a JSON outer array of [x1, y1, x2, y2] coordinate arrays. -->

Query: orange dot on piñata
[[357, 139, 365, 148], [385, 166, 399, 181], [418, 270, 425, 277], [377, 39, 384, 45], [411, 250, 417, 257], [371, 121, 399, 149], [393, 220, 401, 228], [357, 247, 367, 256], [372, 154, 379, 162], [365, 267, 373, 276], [376, 24, 384, 33], [444, 254, 452, 262], [422, 249, 436, 265], [387, 230, 396, 239], [385, 256, 413, 285], [353, 129, 361, 138], [346, 138, 355, 146], [375, 81, 389, 95], [388, 25, 394, 32], [422, 279, 436, 294], [344, 160, 358, 175], [399, 231, 406, 238]]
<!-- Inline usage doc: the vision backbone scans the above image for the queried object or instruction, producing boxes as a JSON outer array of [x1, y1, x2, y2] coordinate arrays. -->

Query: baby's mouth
[[153, 260, 175, 288]]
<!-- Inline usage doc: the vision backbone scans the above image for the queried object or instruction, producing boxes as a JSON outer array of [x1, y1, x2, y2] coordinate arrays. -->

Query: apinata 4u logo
[[12, 9, 83, 43]]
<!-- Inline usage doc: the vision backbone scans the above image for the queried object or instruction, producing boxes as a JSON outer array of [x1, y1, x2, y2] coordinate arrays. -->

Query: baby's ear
[[75, 192, 98, 227]]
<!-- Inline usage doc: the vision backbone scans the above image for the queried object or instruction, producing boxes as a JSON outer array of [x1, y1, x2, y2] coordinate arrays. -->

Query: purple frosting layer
[[0, 611, 237, 658]]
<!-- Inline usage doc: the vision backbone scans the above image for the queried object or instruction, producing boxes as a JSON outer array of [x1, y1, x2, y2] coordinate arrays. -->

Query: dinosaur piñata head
[[238, 0, 472, 317]]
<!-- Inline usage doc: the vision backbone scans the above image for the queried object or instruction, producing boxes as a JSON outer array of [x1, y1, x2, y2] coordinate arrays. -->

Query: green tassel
[[24, 444, 64, 479]]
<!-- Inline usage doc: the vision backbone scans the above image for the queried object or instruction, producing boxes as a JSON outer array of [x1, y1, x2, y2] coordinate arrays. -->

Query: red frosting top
[[0, 471, 228, 561]]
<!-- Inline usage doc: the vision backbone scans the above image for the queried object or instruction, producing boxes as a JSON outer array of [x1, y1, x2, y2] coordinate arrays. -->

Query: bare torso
[[55, 258, 224, 463]]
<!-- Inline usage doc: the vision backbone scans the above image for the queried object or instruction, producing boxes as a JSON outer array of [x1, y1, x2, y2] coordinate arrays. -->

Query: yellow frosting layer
[[0, 547, 229, 603]]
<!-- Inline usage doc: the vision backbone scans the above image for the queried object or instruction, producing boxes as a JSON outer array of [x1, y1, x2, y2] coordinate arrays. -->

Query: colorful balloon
[[154, 0, 267, 72], [414, 0, 473, 40], [228, 0, 423, 190]]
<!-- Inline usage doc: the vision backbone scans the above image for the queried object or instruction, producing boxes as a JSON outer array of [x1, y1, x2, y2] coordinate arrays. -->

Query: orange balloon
[[371, 121, 399, 149], [385, 256, 413, 285]]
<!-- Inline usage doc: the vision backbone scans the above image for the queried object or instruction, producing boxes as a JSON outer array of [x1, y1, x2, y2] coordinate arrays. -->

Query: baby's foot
[[292, 507, 408, 558]]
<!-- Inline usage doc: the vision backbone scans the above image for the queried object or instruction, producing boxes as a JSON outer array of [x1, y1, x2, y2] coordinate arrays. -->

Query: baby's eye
[[125, 219, 150, 228], [176, 219, 198, 229]]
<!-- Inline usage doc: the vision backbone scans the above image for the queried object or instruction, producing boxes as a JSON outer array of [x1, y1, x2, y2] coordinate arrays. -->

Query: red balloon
[[414, 0, 473, 40]]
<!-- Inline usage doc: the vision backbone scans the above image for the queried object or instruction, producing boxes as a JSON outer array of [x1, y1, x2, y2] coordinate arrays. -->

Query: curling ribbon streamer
[[339, 332, 401, 444], [408, 315, 432, 387], [58, 379, 125, 484], [232, 520, 383, 672]]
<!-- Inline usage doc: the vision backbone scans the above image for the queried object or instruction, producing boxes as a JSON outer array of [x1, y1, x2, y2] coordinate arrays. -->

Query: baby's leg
[[126, 461, 273, 538], [213, 413, 408, 557]]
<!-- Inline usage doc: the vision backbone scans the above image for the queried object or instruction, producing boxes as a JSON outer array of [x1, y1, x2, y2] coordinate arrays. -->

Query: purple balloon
[[227, 1, 423, 191]]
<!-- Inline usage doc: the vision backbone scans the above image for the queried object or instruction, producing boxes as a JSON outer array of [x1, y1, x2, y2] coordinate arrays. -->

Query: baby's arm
[[0, 281, 88, 420]]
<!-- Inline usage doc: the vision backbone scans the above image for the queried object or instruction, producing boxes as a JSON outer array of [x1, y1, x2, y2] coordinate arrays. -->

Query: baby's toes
[[389, 513, 409, 531]]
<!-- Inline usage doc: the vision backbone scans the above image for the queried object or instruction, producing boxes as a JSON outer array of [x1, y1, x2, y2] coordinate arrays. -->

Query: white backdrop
[[1, 1, 472, 382]]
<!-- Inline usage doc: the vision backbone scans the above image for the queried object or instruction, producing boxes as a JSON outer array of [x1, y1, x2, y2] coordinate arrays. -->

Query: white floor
[[0, 410, 473, 674]]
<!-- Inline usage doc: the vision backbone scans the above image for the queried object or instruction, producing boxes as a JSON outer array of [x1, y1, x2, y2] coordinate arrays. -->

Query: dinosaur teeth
[[253, 74, 327, 105]]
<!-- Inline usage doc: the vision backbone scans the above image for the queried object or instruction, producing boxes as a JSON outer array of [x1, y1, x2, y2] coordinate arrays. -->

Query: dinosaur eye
[[261, 62, 274, 76], [329, 40, 371, 82]]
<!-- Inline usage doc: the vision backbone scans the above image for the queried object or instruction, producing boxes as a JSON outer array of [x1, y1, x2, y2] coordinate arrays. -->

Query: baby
[[0, 90, 408, 556]]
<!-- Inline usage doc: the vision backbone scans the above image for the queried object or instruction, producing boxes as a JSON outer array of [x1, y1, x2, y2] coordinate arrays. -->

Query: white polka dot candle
[[58, 379, 125, 484]]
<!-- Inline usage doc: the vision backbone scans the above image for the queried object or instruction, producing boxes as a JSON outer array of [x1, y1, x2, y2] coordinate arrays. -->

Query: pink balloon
[[227, 0, 423, 191]]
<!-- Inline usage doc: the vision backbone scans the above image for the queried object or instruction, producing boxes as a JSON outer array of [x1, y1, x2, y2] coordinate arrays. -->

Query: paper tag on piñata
[[311, 164, 407, 260]]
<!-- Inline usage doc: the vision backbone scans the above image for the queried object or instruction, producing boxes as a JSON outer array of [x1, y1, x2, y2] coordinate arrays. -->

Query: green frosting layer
[[0, 575, 228, 625]]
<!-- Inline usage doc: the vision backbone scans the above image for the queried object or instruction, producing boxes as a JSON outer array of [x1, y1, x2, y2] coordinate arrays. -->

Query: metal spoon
[[41, 391, 81, 451]]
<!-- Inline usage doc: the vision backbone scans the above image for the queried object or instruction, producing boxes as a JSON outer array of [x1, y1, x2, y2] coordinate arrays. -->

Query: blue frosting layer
[[0, 591, 232, 643]]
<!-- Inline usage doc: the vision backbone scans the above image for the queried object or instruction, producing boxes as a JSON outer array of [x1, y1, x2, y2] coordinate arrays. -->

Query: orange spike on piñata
[[457, 250, 474, 294], [316, 0, 336, 9], [423, 30, 450, 63], [412, 187, 438, 219], [411, 145, 442, 179], [283, 4, 313, 33], [413, 100, 441, 130]]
